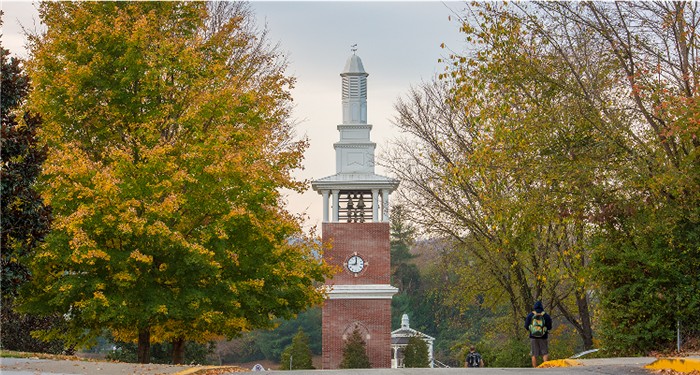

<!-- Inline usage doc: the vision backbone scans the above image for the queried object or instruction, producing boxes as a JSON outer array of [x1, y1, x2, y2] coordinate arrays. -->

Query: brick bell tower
[[311, 51, 399, 369]]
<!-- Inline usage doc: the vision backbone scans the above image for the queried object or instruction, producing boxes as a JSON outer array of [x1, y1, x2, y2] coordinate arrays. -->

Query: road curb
[[645, 358, 700, 373], [538, 359, 583, 368], [172, 365, 246, 375]]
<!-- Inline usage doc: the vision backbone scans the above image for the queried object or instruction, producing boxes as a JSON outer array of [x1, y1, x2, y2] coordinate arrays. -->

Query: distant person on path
[[524, 301, 553, 367], [465, 345, 484, 367]]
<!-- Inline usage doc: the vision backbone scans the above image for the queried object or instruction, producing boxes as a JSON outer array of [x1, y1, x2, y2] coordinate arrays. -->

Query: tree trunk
[[576, 290, 595, 350], [172, 336, 185, 365], [137, 327, 150, 364]]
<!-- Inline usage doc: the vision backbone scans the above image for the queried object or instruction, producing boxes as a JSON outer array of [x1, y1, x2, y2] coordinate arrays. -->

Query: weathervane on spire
[[351, 44, 358, 54]]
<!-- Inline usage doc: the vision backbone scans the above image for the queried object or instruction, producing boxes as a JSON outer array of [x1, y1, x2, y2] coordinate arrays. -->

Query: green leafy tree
[[592, 205, 700, 354], [339, 328, 371, 369], [255, 307, 322, 361], [388, 53, 598, 347], [403, 335, 429, 368], [216, 307, 321, 364], [530, 2, 700, 354], [0, 22, 51, 303], [482, 2, 700, 354], [390, 204, 427, 332], [389, 1, 699, 355], [279, 328, 314, 370], [18, 2, 331, 363], [0, 22, 64, 354], [390, 205, 415, 265], [389, 205, 419, 294]]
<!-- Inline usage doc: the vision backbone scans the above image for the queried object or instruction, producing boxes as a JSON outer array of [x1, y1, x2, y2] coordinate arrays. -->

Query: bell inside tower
[[339, 190, 372, 222]]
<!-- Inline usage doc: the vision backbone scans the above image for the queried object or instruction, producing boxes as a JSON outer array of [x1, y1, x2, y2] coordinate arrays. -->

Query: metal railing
[[433, 359, 451, 368]]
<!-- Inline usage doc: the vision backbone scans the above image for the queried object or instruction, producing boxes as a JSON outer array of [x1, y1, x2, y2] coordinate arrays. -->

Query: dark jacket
[[524, 301, 552, 339]]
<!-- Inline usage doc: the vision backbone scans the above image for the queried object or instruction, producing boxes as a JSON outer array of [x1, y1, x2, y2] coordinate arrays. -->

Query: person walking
[[465, 345, 484, 368], [524, 301, 552, 367]]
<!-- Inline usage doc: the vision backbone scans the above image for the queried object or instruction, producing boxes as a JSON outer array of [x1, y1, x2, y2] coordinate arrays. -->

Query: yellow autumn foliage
[[19, 1, 332, 354], [129, 250, 153, 264]]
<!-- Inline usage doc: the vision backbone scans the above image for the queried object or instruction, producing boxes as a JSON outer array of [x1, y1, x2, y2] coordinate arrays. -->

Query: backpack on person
[[466, 352, 482, 367], [528, 311, 547, 337]]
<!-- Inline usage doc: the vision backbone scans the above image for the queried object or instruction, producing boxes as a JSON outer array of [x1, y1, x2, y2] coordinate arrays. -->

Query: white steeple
[[335, 53, 375, 175], [341, 53, 368, 124], [311, 52, 399, 223]]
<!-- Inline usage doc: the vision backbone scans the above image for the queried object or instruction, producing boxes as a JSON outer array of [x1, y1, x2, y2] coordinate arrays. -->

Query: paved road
[[1, 357, 660, 375], [270, 358, 657, 375]]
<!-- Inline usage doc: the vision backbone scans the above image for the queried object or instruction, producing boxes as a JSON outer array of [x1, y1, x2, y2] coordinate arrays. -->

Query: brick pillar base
[[322, 298, 392, 369]]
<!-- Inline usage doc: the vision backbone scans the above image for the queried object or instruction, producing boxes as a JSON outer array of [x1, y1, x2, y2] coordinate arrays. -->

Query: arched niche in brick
[[342, 321, 371, 342]]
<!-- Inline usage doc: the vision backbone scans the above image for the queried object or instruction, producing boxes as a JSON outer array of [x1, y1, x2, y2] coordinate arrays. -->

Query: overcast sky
[[1, 1, 466, 230]]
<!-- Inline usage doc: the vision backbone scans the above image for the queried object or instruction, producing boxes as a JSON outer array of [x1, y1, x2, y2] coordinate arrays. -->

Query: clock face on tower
[[346, 254, 365, 274]]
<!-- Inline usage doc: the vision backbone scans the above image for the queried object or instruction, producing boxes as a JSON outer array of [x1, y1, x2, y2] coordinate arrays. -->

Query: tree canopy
[[1, 23, 61, 354], [1, 23, 51, 300], [387, 1, 699, 355], [18, 1, 331, 363]]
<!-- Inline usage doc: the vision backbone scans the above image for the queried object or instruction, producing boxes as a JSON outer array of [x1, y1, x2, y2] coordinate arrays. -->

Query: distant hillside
[[409, 237, 452, 271]]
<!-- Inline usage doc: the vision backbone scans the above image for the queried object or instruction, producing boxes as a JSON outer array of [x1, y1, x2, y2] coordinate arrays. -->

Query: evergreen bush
[[403, 335, 429, 367], [339, 328, 371, 369], [279, 328, 314, 370]]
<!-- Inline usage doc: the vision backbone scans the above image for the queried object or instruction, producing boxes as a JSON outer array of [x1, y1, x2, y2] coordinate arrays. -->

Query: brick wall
[[322, 298, 393, 369], [321, 222, 393, 369], [322, 222, 390, 285]]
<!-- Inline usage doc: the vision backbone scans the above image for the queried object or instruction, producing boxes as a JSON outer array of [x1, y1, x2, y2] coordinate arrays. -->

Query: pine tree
[[390, 205, 416, 266], [279, 328, 314, 370], [403, 335, 429, 368], [339, 328, 371, 369]]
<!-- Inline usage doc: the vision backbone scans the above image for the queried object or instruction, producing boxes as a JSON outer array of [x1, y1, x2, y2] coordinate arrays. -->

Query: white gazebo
[[391, 314, 435, 368]]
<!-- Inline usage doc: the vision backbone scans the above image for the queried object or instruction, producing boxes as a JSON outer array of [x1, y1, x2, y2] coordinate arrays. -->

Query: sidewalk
[[1, 357, 191, 375], [538, 356, 700, 373]]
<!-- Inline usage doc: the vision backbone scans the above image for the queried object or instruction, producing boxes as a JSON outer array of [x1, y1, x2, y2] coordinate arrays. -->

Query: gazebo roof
[[391, 314, 435, 343]]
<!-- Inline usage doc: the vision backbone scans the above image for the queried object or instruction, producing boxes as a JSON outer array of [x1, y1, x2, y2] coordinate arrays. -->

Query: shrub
[[279, 328, 313, 370], [339, 328, 371, 369], [403, 335, 429, 367]]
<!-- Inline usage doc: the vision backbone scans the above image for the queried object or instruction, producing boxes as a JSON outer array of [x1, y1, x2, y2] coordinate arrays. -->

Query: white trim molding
[[326, 284, 399, 299]]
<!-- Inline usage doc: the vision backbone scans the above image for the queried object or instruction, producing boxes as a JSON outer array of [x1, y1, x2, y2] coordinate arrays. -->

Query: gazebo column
[[429, 342, 434, 368]]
